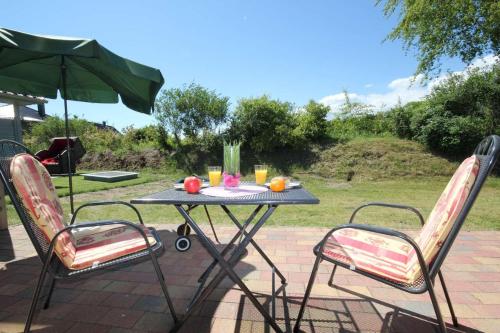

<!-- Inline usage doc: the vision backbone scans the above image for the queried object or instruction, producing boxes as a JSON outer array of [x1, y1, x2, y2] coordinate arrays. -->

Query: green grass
[[6, 174, 500, 230], [51, 170, 171, 197], [4, 137, 499, 230], [311, 136, 459, 180]]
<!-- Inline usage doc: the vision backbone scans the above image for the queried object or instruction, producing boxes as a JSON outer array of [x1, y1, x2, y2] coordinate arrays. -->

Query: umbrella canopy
[[0, 28, 164, 114], [0, 28, 165, 213]]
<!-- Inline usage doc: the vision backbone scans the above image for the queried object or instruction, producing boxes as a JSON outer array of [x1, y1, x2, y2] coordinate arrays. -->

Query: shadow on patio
[[0, 226, 497, 332], [239, 287, 482, 333], [0, 228, 257, 332]]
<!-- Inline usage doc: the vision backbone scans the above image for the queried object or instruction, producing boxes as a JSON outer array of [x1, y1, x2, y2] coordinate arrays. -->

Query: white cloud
[[320, 55, 499, 115], [364, 83, 374, 88]]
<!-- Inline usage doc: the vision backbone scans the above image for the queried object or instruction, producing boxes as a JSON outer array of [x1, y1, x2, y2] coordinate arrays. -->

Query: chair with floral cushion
[[294, 135, 500, 333], [0, 139, 178, 333]]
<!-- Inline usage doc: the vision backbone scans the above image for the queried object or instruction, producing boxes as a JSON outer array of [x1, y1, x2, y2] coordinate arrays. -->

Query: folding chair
[[0, 139, 178, 333], [294, 135, 500, 333]]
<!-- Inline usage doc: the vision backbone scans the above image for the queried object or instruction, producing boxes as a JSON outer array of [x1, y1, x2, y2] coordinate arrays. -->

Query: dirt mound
[[79, 148, 166, 171], [310, 137, 458, 181]]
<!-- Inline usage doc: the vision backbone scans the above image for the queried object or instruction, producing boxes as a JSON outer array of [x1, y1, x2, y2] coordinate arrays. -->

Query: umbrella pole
[[61, 56, 74, 214]]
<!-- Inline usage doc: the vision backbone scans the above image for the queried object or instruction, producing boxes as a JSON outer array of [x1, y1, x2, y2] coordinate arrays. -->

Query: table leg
[[172, 204, 283, 333], [221, 205, 287, 284], [197, 205, 264, 283]]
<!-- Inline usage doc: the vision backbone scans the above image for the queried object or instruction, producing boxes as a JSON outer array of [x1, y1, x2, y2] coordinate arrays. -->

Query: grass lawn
[[51, 171, 171, 197], [5, 173, 500, 230]]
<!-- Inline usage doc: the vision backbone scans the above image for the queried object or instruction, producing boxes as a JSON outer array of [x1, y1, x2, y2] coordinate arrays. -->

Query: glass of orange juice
[[208, 166, 222, 186], [254, 165, 267, 185]]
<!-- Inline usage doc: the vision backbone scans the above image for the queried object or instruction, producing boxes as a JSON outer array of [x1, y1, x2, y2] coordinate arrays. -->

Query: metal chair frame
[[0, 139, 178, 333], [294, 135, 500, 333]]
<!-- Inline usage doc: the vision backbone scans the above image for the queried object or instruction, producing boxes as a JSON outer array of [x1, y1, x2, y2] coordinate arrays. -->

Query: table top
[[131, 183, 320, 206]]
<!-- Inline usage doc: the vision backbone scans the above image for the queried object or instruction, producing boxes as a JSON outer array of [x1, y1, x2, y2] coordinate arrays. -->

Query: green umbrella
[[0, 28, 164, 213]]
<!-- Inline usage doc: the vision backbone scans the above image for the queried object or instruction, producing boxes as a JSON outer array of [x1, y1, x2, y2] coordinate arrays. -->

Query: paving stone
[[131, 295, 168, 313], [98, 308, 144, 329], [66, 322, 111, 333], [133, 312, 175, 332], [1, 224, 499, 332], [472, 292, 500, 304], [64, 305, 110, 323], [100, 293, 141, 309]]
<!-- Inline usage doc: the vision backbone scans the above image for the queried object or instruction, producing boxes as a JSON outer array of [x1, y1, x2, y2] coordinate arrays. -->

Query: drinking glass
[[208, 166, 222, 186], [254, 165, 268, 185]]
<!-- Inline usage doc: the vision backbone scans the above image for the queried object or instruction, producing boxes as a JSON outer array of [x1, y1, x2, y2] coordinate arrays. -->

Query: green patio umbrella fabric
[[0, 28, 164, 114], [0, 28, 165, 213]]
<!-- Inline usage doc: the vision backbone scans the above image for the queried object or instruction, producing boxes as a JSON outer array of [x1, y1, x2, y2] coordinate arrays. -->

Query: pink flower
[[223, 172, 241, 187]]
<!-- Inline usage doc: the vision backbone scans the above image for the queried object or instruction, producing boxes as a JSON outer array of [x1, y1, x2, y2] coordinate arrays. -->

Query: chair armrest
[[318, 223, 430, 282], [349, 202, 425, 226], [71, 201, 144, 225], [46, 220, 153, 264]]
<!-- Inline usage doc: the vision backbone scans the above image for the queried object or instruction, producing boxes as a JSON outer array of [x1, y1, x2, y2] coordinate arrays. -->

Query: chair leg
[[42, 276, 56, 310], [438, 271, 458, 327], [294, 255, 322, 333], [149, 252, 179, 323], [24, 262, 51, 333], [427, 279, 447, 333], [327, 264, 337, 287]]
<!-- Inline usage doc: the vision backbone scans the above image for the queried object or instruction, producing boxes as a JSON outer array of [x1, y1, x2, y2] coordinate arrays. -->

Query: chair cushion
[[11, 153, 156, 271], [10, 154, 76, 267], [412, 155, 480, 271], [41, 157, 59, 166], [322, 228, 415, 283], [71, 224, 157, 270], [322, 155, 480, 284]]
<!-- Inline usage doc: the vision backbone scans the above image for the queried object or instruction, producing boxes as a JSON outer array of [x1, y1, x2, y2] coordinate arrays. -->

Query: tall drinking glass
[[254, 165, 267, 185], [208, 166, 222, 186]]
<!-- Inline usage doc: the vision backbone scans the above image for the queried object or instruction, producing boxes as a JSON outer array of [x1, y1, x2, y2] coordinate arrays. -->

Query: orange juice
[[209, 170, 221, 186], [255, 169, 267, 185]]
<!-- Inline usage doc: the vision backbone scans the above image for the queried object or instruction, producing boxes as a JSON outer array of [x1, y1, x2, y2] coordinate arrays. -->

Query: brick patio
[[0, 224, 499, 333]]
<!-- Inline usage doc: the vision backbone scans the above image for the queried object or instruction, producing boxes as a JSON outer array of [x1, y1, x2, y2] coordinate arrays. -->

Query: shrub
[[24, 116, 98, 152], [329, 113, 393, 141], [390, 63, 500, 157], [230, 96, 303, 153], [419, 114, 487, 155], [122, 125, 161, 150], [389, 101, 428, 139], [295, 100, 329, 142]]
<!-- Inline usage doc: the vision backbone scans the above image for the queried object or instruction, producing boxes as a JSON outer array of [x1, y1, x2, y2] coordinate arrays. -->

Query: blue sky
[[2, 0, 468, 130]]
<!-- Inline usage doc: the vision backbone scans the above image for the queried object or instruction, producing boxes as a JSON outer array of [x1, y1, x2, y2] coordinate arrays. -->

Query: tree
[[338, 90, 374, 118], [154, 83, 229, 142], [390, 63, 500, 156], [296, 100, 329, 141], [230, 96, 298, 153], [154, 83, 229, 171], [379, 0, 500, 77]]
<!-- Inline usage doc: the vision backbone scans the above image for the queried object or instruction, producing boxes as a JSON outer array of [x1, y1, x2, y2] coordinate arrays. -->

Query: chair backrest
[[49, 137, 75, 153], [0, 140, 48, 259], [48, 137, 86, 158], [0, 140, 75, 265], [10, 153, 76, 267], [426, 135, 500, 278]]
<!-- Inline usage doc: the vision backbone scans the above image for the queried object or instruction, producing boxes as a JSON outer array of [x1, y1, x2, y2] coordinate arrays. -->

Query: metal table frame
[[131, 185, 319, 333]]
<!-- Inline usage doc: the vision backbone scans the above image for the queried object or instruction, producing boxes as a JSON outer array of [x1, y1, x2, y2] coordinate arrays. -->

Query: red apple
[[184, 176, 201, 194]]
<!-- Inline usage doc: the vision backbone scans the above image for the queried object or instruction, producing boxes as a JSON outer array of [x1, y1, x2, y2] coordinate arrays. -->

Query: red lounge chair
[[35, 136, 86, 174]]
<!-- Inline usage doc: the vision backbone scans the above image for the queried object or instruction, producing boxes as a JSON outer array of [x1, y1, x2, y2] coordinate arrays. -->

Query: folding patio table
[[131, 183, 319, 333]]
